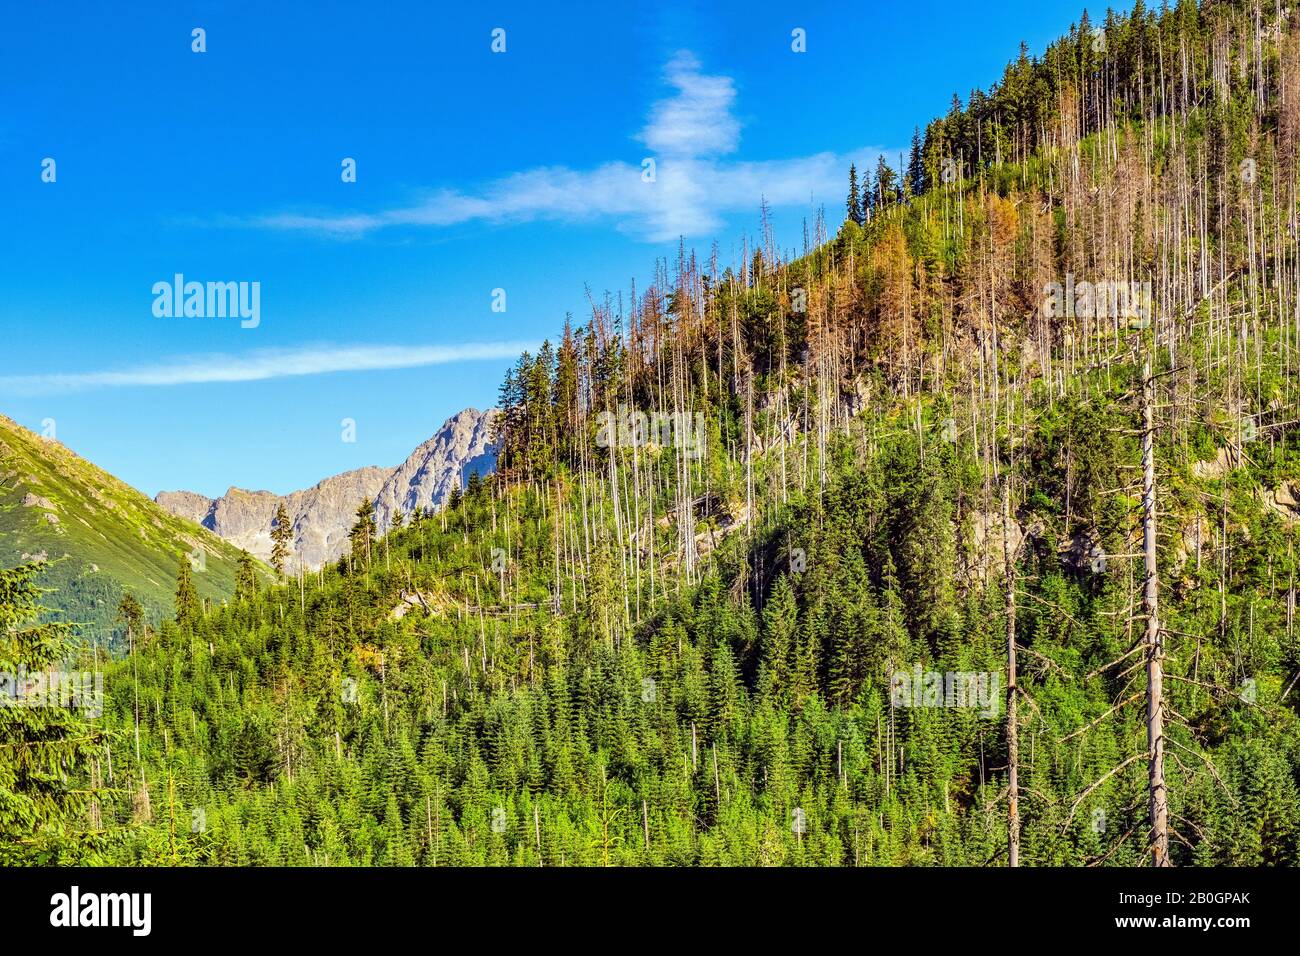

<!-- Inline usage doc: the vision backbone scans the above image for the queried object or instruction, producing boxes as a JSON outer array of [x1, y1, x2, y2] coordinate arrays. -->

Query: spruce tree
[[0, 564, 101, 863], [236, 550, 259, 602], [118, 591, 144, 649], [349, 499, 377, 569], [907, 127, 925, 196], [875, 156, 897, 208], [270, 502, 293, 577], [174, 553, 201, 627], [759, 576, 798, 701], [846, 163, 864, 225]]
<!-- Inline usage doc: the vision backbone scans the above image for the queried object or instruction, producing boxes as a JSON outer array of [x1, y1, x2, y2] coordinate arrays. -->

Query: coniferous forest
[[5, 0, 1300, 869]]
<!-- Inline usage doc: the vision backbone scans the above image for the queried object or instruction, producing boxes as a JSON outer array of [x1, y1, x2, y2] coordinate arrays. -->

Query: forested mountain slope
[[6, 0, 1300, 866]]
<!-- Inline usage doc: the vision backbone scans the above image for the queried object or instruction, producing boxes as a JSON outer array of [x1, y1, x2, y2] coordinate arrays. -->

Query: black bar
[[0, 866, 1283, 943]]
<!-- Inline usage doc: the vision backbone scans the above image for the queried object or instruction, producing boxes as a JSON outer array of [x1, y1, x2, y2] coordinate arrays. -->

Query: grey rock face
[[155, 408, 498, 571], [153, 490, 212, 525], [373, 408, 498, 533]]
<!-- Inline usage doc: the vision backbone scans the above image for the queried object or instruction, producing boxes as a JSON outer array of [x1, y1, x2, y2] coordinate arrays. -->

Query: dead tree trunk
[[1003, 479, 1020, 867], [1142, 362, 1171, 867]]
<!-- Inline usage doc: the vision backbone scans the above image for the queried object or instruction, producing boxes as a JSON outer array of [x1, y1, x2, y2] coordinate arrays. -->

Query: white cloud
[[0, 341, 537, 395], [246, 52, 888, 243], [638, 51, 740, 157]]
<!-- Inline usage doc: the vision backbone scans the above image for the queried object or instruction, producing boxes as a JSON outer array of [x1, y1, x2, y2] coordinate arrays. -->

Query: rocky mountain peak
[[154, 408, 498, 571]]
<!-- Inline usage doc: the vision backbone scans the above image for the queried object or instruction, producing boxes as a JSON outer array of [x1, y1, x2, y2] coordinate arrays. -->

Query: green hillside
[[4, 0, 1300, 868], [0, 414, 255, 650]]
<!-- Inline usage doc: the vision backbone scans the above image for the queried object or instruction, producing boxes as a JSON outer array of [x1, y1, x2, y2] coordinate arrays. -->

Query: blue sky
[[1, 0, 1109, 498]]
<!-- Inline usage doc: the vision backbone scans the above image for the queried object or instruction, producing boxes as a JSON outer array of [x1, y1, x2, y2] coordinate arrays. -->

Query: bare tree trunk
[[1003, 479, 1020, 867], [1143, 362, 1171, 867]]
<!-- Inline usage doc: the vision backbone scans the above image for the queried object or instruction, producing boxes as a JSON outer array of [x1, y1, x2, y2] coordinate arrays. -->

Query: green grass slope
[[0, 414, 256, 651]]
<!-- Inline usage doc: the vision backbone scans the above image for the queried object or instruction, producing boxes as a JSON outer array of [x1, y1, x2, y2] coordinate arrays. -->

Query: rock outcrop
[[152, 490, 212, 525]]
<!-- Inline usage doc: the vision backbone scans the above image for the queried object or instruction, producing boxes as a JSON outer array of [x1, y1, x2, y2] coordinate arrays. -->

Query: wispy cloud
[[638, 51, 740, 157], [245, 52, 887, 243], [0, 341, 536, 396]]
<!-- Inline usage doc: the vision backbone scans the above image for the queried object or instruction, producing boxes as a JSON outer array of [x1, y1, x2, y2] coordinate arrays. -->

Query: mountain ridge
[[155, 407, 499, 570]]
